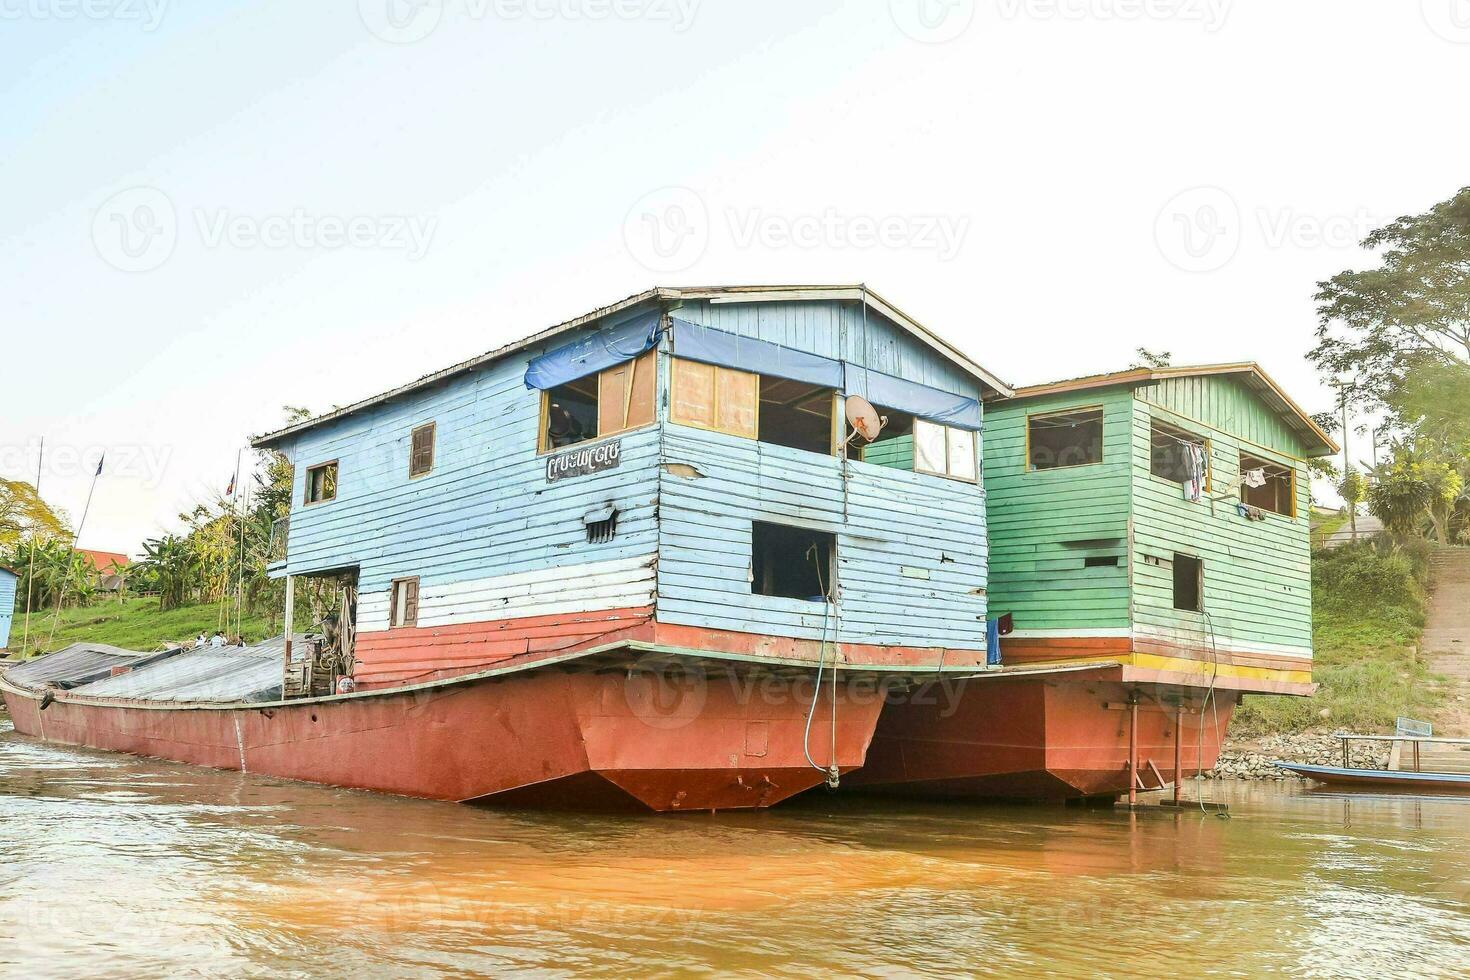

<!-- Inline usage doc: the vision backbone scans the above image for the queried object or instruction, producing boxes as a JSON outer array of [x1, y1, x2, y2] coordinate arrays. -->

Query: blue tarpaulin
[[670, 318, 845, 389], [524, 311, 663, 390], [845, 366, 982, 430]]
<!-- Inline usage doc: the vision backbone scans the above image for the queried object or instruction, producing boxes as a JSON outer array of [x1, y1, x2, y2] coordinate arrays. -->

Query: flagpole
[[233, 448, 247, 643], [45, 452, 104, 651], [20, 437, 43, 658]]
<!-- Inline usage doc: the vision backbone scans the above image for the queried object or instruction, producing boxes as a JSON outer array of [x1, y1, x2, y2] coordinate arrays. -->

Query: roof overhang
[[1006, 362, 1339, 457], [251, 284, 1012, 449]]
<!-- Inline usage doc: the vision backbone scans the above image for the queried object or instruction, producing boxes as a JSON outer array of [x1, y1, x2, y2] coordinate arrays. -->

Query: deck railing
[[268, 517, 289, 564]]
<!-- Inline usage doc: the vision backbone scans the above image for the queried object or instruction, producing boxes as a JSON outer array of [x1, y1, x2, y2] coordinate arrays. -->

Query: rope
[[801, 544, 840, 787]]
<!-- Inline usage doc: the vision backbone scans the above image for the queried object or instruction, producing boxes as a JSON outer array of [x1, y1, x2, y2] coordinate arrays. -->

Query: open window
[[751, 522, 834, 602], [758, 377, 836, 454], [542, 350, 656, 451], [1172, 554, 1202, 612], [1239, 453, 1295, 517], [849, 406, 915, 469], [1150, 419, 1208, 484], [389, 576, 419, 628], [669, 358, 758, 439], [305, 461, 338, 505], [1028, 408, 1103, 470]]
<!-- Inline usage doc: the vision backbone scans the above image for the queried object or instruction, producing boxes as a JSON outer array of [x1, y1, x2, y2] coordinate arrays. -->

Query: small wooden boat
[[1276, 732, 1470, 792]]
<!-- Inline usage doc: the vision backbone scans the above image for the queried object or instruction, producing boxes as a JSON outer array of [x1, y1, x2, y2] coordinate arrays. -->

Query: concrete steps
[[1422, 548, 1470, 748]]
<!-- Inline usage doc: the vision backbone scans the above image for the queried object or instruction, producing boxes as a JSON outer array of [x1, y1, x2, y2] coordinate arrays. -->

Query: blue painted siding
[[657, 425, 988, 651], [0, 569, 16, 650]]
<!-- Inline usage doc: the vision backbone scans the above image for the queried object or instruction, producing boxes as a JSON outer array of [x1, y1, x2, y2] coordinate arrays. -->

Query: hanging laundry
[[1181, 442, 1206, 502]]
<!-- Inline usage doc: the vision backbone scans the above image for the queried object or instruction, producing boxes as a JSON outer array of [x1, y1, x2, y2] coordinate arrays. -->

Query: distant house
[[0, 566, 16, 650], [77, 550, 130, 592]]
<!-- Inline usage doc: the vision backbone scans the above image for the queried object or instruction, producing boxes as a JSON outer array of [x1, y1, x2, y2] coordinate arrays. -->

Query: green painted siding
[[985, 389, 1135, 631], [1141, 375, 1303, 459], [986, 375, 1317, 657], [863, 434, 914, 470], [1129, 393, 1313, 652]]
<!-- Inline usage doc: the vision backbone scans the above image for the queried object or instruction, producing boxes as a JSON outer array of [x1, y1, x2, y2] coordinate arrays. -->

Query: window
[[542, 350, 656, 451], [305, 461, 338, 504], [1172, 554, 1202, 612], [670, 358, 758, 439], [389, 577, 419, 628], [914, 419, 978, 482], [1028, 408, 1103, 470], [1239, 453, 1296, 517], [1084, 555, 1120, 568], [1150, 419, 1208, 485], [409, 422, 436, 478], [758, 377, 837, 454], [751, 522, 834, 602]]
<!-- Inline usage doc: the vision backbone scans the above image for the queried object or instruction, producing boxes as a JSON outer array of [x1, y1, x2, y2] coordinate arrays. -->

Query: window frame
[[303, 460, 339, 506], [536, 349, 659, 455], [668, 357, 761, 440], [912, 418, 980, 484], [409, 422, 436, 479], [389, 576, 420, 629], [1025, 406, 1105, 472], [1238, 452, 1298, 519], [1148, 417, 1213, 494], [1172, 553, 1203, 613]]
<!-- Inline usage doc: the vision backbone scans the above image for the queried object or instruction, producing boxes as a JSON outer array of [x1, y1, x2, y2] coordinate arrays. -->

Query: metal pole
[[282, 574, 295, 696], [1174, 704, 1184, 805], [1128, 696, 1139, 807], [1341, 389, 1356, 541], [1342, 736, 1349, 768]]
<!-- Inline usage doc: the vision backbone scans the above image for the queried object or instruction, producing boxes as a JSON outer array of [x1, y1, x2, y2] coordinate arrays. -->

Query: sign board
[[1395, 717, 1433, 737], [546, 439, 622, 483]]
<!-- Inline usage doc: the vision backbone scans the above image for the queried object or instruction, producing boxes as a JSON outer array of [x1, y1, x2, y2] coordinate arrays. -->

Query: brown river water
[[2, 717, 1468, 979]]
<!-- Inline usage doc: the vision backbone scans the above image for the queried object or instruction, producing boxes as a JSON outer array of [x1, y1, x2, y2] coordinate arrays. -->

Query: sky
[[3, 0, 1468, 556]]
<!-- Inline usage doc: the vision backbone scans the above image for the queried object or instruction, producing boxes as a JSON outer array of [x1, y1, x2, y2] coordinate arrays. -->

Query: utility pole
[[1341, 386, 1356, 542]]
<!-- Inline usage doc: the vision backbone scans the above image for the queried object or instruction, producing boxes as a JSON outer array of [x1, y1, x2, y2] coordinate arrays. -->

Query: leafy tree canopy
[[1311, 186, 1470, 409], [0, 479, 71, 548]]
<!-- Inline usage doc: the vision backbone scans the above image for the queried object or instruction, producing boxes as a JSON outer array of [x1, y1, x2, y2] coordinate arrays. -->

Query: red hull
[[2, 662, 884, 813], [846, 676, 1233, 800]]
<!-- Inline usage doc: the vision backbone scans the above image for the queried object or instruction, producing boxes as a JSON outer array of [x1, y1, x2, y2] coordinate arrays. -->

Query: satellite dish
[[845, 395, 884, 443]]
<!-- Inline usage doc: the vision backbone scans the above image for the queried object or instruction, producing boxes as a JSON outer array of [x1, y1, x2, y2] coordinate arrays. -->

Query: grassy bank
[[5, 597, 276, 657], [1232, 540, 1438, 736]]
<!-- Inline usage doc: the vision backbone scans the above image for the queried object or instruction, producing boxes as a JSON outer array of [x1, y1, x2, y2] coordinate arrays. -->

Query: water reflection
[[2, 719, 1468, 978]]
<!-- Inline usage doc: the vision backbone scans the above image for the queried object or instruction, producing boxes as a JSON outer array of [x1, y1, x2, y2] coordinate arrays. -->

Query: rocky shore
[[1207, 731, 1392, 780]]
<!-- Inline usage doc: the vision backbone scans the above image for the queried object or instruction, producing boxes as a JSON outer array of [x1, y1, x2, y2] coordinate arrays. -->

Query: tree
[[0, 479, 70, 548], [1310, 186, 1470, 408], [1131, 348, 1173, 369]]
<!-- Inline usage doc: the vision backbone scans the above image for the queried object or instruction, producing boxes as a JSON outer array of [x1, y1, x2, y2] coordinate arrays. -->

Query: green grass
[[5, 597, 276, 658], [1232, 540, 1440, 736], [1309, 512, 1348, 549]]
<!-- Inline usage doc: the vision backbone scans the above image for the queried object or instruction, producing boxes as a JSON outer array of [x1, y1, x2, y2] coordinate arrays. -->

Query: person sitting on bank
[[194, 633, 207, 649], [210, 631, 225, 648]]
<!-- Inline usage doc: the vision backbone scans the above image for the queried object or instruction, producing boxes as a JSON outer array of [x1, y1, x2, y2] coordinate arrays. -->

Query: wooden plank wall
[[278, 321, 661, 636], [983, 389, 1135, 632], [657, 425, 989, 650], [1130, 378, 1314, 655]]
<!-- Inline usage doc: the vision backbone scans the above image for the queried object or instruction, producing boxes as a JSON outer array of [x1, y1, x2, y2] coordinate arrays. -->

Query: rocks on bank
[[1208, 731, 1391, 781]]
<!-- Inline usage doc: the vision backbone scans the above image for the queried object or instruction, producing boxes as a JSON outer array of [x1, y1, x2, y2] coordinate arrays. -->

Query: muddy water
[[2, 719, 1468, 979]]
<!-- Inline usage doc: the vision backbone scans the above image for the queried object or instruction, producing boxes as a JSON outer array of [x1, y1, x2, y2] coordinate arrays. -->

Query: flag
[[94, 453, 104, 477], [226, 473, 236, 496]]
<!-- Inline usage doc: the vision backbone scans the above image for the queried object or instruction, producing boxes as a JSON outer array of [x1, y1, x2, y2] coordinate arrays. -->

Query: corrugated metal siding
[[984, 390, 1135, 631], [281, 324, 660, 638], [0, 569, 15, 650], [1129, 395, 1313, 653], [70, 637, 295, 702], [1141, 375, 1303, 459], [657, 424, 989, 650], [675, 299, 979, 395], [3, 643, 166, 687]]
